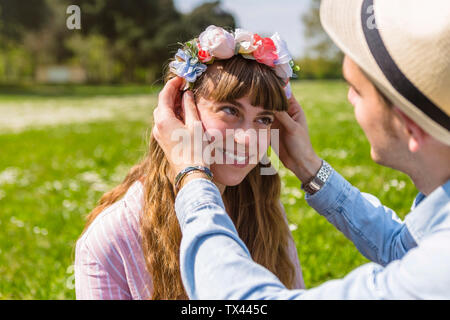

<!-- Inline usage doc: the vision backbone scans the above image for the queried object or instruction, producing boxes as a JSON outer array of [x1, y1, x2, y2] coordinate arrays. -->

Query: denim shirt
[[175, 167, 450, 299]]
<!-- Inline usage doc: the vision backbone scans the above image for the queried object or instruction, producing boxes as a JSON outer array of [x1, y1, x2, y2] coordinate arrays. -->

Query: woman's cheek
[[256, 131, 270, 163], [202, 116, 227, 140]]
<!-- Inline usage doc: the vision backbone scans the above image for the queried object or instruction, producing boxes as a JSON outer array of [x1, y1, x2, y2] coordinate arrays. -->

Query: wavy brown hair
[[80, 55, 296, 299]]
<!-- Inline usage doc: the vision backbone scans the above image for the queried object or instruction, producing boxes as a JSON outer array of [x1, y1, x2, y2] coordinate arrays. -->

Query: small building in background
[[36, 66, 86, 84]]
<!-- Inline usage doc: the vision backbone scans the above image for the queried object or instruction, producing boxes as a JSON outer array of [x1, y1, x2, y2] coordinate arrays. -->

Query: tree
[[66, 0, 181, 81], [182, 1, 235, 37], [0, 0, 237, 83], [0, 0, 52, 41], [0, 0, 71, 82], [148, 1, 236, 81], [67, 0, 235, 82], [299, 0, 342, 79], [301, 0, 341, 60]]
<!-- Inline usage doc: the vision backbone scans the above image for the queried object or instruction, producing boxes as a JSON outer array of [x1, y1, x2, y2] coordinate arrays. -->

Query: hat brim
[[320, 0, 450, 145]]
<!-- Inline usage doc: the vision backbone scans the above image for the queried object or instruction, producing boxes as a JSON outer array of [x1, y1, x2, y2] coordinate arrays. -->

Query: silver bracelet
[[174, 166, 213, 192]]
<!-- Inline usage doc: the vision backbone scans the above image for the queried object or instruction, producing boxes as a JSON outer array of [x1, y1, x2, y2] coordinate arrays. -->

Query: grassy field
[[0, 81, 418, 299]]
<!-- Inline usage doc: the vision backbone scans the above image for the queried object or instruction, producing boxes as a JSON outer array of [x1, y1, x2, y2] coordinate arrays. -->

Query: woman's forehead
[[193, 58, 287, 112], [197, 95, 271, 114]]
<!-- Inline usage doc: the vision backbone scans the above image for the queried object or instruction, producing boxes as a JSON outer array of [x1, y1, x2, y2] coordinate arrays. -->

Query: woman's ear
[[175, 105, 184, 122], [175, 92, 185, 123]]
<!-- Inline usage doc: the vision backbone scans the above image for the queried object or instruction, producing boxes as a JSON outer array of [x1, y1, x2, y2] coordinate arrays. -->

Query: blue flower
[[169, 49, 207, 84]]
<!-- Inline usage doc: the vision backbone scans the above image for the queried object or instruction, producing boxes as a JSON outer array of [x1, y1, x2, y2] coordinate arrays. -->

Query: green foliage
[[0, 0, 237, 84], [180, 1, 235, 36], [0, 81, 418, 298], [299, 0, 343, 79], [295, 56, 343, 80], [0, 0, 52, 41], [301, 0, 341, 60], [65, 0, 235, 83], [0, 39, 34, 83], [65, 34, 122, 84], [68, 0, 181, 82]]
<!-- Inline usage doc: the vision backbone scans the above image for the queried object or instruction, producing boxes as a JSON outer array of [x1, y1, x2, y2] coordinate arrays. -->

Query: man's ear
[[393, 108, 428, 153]]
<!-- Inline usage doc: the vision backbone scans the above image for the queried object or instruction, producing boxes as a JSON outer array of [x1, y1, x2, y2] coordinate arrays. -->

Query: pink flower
[[252, 34, 278, 67], [199, 25, 235, 59]]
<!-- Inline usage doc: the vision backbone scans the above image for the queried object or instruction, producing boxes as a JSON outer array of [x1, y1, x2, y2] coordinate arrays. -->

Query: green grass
[[0, 81, 418, 299], [0, 84, 162, 101]]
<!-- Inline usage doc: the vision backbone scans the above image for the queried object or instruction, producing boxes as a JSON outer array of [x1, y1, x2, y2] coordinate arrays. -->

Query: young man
[[153, 0, 450, 299]]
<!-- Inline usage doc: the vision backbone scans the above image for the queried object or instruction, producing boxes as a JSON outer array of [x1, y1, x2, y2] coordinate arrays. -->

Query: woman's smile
[[216, 147, 250, 167]]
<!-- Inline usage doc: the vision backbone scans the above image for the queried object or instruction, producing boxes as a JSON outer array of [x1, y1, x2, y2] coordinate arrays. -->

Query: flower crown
[[169, 25, 299, 95]]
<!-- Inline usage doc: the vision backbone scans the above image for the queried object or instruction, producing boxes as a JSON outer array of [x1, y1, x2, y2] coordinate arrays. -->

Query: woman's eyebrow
[[228, 100, 275, 116], [258, 110, 275, 117]]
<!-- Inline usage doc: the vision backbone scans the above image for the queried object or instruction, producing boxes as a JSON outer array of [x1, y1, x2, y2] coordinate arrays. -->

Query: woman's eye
[[258, 117, 274, 126], [221, 106, 238, 116]]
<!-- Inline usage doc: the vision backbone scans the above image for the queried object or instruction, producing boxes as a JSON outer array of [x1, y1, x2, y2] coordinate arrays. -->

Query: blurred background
[[0, 0, 415, 299], [0, 0, 342, 85]]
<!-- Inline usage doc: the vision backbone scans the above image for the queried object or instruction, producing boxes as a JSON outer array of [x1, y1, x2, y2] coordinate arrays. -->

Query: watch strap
[[174, 166, 213, 192], [301, 160, 332, 195]]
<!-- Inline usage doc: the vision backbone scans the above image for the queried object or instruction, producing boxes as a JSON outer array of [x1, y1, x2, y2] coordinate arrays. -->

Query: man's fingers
[[286, 94, 309, 129], [182, 90, 200, 124], [158, 77, 185, 111], [287, 95, 304, 117], [274, 111, 297, 132]]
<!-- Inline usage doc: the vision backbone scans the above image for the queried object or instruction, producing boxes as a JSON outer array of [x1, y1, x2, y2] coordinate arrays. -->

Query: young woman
[[74, 25, 304, 300]]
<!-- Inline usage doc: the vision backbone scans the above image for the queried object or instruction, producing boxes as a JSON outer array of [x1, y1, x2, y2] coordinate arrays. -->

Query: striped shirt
[[74, 180, 305, 300]]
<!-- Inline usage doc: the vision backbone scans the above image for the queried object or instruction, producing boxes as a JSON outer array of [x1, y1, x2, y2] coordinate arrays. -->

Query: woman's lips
[[216, 148, 250, 167]]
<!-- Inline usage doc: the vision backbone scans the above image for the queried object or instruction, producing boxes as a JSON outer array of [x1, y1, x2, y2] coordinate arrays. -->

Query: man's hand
[[273, 95, 322, 182], [152, 77, 211, 183]]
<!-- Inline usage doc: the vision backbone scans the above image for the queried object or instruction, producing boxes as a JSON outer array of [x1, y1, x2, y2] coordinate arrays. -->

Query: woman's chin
[[211, 164, 253, 187], [214, 175, 245, 187]]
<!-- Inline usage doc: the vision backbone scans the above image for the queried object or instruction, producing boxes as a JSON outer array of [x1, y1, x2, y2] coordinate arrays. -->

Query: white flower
[[234, 28, 258, 54], [274, 63, 293, 80], [199, 25, 236, 59], [284, 82, 292, 99], [271, 32, 293, 79], [271, 32, 292, 65]]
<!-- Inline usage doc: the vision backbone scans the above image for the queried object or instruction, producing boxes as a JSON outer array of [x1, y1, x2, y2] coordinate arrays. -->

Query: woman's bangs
[[194, 56, 288, 112]]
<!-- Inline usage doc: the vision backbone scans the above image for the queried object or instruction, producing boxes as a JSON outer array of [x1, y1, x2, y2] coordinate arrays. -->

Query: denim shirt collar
[[406, 179, 450, 243], [411, 192, 426, 210]]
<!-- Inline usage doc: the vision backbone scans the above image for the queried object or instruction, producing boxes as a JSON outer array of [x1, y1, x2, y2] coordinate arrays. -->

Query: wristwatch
[[301, 160, 332, 195]]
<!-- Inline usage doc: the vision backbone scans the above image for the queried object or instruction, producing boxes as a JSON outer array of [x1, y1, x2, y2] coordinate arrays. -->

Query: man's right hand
[[273, 94, 322, 183]]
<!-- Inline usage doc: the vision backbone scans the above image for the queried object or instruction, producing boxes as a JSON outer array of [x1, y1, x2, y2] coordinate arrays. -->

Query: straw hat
[[320, 0, 450, 145]]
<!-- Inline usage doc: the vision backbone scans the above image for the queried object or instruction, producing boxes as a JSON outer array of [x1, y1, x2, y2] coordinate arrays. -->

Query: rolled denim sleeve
[[175, 177, 450, 299], [305, 168, 417, 266]]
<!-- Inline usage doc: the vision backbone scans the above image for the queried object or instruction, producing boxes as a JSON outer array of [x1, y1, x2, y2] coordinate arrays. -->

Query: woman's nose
[[233, 126, 258, 147]]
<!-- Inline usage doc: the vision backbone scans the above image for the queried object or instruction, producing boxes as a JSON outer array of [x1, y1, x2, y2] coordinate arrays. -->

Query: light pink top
[[74, 181, 305, 300]]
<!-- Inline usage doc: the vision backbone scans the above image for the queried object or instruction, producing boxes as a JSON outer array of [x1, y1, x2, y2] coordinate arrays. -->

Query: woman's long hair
[[80, 55, 296, 299]]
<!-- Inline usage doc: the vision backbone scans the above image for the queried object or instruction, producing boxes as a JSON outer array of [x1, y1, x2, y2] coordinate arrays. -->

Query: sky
[[173, 0, 312, 59]]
